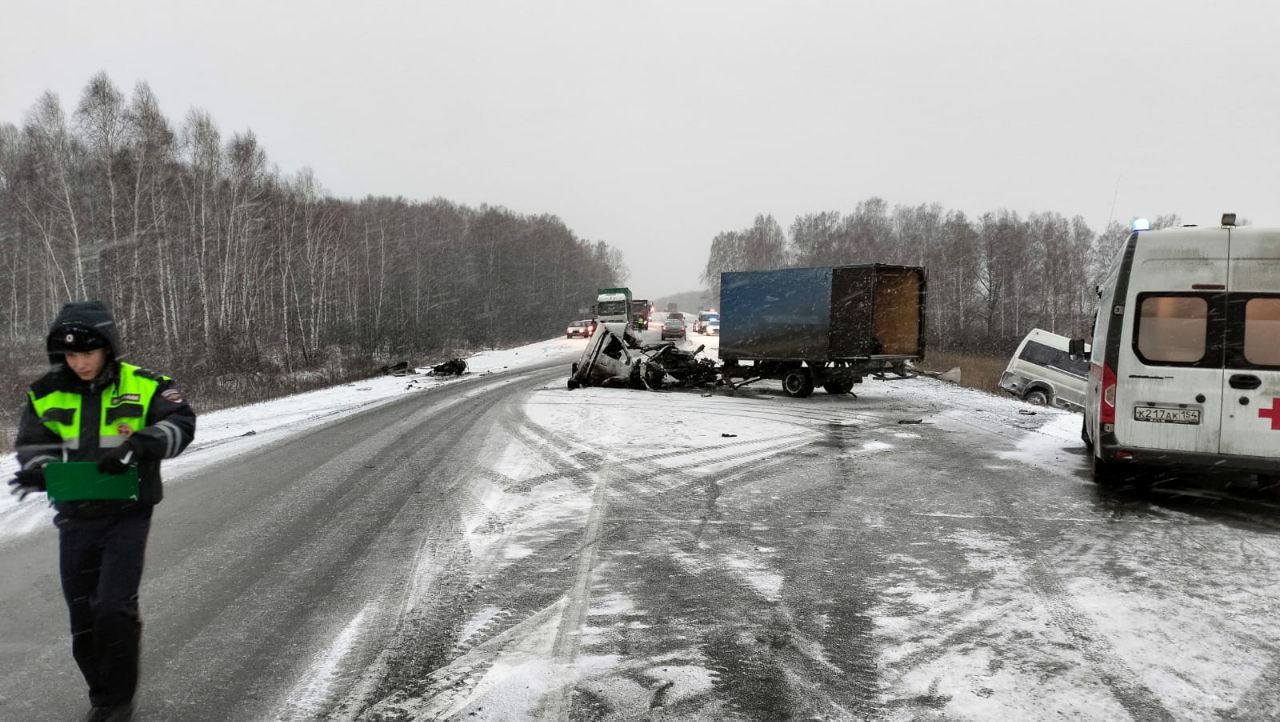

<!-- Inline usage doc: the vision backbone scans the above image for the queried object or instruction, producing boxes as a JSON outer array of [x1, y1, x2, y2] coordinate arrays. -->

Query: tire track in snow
[[359, 392, 830, 718], [323, 367, 567, 720], [887, 401, 1179, 719], [345, 378, 996, 718], [515, 395, 860, 718]]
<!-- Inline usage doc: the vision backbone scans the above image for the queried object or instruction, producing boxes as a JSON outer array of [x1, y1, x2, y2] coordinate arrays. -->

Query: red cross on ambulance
[[1262, 397, 1280, 431]]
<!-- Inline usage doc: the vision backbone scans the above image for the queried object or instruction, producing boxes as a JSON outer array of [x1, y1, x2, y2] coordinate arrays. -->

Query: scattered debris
[[380, 360, 410, 376], [429, 358, 468, 376], [938, 367, 962, 383], [1018, 409, 1037, 415], [721, 433, 738, 438], [240, 430, 256, 437], [897, 418, 923, 425]]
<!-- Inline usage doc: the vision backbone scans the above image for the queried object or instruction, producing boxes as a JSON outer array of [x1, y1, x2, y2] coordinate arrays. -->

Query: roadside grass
[[917, 350, 1008, 396]]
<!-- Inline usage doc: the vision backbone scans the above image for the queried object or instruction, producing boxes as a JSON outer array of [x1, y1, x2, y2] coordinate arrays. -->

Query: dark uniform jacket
[[15, 301, 196, 515]]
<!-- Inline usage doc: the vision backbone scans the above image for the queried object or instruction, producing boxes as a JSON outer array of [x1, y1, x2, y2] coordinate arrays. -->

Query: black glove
[[8, 467, 46, 501], [97, 441, 139, 475]]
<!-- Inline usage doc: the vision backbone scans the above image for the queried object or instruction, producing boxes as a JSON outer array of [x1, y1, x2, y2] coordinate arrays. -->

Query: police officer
[[9, 300, 196, 722]]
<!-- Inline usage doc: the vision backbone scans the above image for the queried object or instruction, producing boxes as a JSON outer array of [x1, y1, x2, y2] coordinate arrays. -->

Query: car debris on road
[[567, 324, 717, 391]]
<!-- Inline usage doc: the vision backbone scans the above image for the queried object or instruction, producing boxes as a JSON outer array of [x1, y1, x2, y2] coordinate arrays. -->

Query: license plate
[[1134, 406, 1201, 425]]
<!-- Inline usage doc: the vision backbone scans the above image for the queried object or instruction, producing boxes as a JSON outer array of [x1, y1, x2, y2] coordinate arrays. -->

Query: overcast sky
[[3, 0, 1278, 296]]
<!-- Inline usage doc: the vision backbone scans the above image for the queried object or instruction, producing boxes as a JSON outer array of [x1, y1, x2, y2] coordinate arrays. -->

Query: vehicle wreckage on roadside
[[567, 324, 717, 390]]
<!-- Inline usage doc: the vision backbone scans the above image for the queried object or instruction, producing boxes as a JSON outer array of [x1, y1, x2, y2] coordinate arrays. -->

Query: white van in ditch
[[1000, 328, 1089, 410], [1079, 214, 1280, 487]]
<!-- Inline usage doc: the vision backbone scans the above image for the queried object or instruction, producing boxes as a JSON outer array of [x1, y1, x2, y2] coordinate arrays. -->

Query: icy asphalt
[[3, 333, 1280, 720]]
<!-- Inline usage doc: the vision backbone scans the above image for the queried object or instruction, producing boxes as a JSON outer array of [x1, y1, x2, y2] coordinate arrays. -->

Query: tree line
[[0, 72, 627, 414], [702, 200, 1184, 354]]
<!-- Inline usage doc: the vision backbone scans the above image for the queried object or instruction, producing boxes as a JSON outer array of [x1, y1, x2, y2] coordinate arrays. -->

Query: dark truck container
[[719, 264, 926, 396]]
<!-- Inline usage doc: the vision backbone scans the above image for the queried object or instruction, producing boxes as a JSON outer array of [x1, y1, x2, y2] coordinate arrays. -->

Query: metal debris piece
[[430, 358, 468, 376], [380, 360, 410, 376]]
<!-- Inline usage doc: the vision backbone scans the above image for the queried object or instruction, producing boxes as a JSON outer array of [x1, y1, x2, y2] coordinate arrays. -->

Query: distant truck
[[631, 299, 651, 330], [595, 287, 632, 325], [719, 264, 926, 396], [667, 302, 678, 313]]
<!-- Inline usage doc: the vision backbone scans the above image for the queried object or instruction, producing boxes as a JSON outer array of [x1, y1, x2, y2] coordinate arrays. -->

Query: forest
[[702, 201, 1186, 355], [0, 73, 1198, 440], [0, 73, 627, 423]]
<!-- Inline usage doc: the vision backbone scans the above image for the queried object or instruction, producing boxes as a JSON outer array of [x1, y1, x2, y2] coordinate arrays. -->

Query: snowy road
[[4, 335, 1280, 720]]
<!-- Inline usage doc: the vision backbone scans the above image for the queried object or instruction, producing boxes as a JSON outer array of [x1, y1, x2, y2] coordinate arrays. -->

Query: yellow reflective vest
[[29, 362, 164, 453]]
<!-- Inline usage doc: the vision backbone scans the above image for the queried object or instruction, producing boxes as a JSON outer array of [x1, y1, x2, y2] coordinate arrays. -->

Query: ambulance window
[[1244, 298, 1280, 366], [1136, 296, 1207, 363]]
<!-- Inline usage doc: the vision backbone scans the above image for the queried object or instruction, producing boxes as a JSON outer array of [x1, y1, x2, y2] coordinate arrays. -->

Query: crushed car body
[[567, 323, 717, 391], [428, 358, 468, 376]]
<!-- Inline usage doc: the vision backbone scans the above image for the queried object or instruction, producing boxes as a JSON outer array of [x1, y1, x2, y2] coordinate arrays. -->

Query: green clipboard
[[43, 462, 140, 503]]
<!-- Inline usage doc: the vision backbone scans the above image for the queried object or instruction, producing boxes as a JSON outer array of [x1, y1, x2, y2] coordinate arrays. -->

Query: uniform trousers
[[55, 506, 153, 707]]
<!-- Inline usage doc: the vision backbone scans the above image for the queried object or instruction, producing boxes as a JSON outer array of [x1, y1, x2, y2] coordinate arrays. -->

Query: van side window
[[1019, 341, 1088, 377], [1136, 295, 1208, 364], [1245, 298, 1280, 366]]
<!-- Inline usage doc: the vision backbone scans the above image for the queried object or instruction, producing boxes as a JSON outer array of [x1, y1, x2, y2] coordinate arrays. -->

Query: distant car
[[566, 319, 594, 338], [694, 311, 720, 335], [660, 317, 686, 340], [666, 311, 684, 320]]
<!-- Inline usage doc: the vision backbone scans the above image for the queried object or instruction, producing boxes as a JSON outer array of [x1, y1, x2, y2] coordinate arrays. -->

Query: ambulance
[[1079, 214, 1280, 486]]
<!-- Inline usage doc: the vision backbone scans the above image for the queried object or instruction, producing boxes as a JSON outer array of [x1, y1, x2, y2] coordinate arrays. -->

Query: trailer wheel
[[823, 380, 854, 395], [782, 369, 815, 398]]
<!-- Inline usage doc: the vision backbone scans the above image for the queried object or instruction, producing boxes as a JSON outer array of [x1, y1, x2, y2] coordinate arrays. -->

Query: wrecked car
[[429, 358, 468, 376], [568, 323, 716, 391]]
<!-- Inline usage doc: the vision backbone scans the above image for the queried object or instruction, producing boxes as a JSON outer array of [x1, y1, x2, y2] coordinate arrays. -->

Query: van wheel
[[1024, 389, 1050, 406], [1092, 454, 1123, 487], [782, 369, 815, 398], [1092, 455, 1148, 490]]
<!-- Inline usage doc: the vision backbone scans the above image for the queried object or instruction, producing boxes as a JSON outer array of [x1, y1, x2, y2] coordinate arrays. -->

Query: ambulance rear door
[[1219, 227, 1280, 458], [1114, 228, 1228, 456]]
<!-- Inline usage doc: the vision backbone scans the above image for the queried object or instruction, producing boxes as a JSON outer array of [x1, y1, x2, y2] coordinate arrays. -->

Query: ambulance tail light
[[1101, 363, 1117, 428]]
